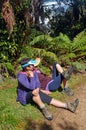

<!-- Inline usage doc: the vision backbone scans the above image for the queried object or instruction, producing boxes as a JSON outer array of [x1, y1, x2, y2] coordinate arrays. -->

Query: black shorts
[[26, 90, 52, 104]]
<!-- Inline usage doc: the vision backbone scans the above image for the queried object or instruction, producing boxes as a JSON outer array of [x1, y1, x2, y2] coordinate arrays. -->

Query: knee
[[49, 87, 58, 92], [56, 63, 60, 68], [32, 95, 36, 101], [32, 94, 40, 102]]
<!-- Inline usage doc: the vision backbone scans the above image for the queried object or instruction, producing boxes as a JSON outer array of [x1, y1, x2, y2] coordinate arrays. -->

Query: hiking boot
[[41, 106, 53, 120], [62, 87, 74, 96], [62, 66, 73, 80], [67, 98, 79, 113]]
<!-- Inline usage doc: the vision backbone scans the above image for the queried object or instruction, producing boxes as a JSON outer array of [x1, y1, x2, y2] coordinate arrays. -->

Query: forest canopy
[[0, 0, 86, 78]]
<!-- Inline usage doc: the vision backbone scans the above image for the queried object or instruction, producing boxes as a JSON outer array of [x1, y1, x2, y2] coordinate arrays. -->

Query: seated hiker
[[16, 57, 79, 120], [34, 59, 74, 96]]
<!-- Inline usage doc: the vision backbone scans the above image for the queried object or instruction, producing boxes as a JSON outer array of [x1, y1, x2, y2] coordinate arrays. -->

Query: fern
[[72, 61, 86, 72], [73, 29, 86, 44], [6, 62, 15, 76], [29, 34, 55, 50], [71, 30, 86, 59], [0, 62, 15, 78], [17, 30, 86, 72]]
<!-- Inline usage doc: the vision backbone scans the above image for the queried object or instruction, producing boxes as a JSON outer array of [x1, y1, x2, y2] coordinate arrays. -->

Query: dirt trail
[[52, 84, 86, 130], [47, 81, 86, 130], [25, 74, 86, 130]]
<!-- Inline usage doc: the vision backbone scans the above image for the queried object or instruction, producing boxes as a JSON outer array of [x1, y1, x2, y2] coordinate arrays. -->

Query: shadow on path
[[24, 117, 79, 130]]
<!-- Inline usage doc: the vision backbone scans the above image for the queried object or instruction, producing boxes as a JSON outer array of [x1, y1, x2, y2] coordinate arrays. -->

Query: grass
[[0, 78, 39, 129], [0, 86, 42, 130], [0, 73, 86, 130]]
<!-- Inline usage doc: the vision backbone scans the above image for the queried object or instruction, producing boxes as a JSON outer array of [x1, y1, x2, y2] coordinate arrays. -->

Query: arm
[[18, 73, 37, 90], [34, 71, 41, 88], [40, 89, 52, 95]]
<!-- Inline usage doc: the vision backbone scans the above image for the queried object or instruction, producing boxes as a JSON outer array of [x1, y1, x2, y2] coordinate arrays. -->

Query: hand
[[27, 71, 34, 77], [32, 88, 39, 96]]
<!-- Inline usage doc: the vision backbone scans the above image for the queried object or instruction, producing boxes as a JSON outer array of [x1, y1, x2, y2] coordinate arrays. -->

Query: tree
[[2, 0, 15, 35]]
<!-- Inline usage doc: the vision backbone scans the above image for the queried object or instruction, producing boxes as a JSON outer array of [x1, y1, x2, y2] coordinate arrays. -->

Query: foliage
[[37, 0, 86, 38], [72, 29, 86, 60], [72, 61, 86, 72], [0, 62, 15, 78], [16, 29, 86, 73], [17, 46, 58, 74], [29, 34, 55, 50], [0, 0, 86, 78], [0, 0, 31, 77], [2, 0, 15, 34], [73, 29, 86, 46], [28, 31, 86, 64], [0, 29, 19, 77]]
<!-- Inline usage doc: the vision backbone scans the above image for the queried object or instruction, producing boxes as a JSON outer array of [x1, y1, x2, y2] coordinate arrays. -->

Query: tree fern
[[73, 29, 86, 44], [29, 34, 55, 50], [72, 29, 86, 58], [18, 46, 58, 64], [17, 30, 86, 72]]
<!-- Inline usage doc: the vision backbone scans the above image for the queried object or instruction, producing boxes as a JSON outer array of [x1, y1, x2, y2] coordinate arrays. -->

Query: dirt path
[[50, 83, 86, 130], [25, 74, 86, 130], [35, 72, 86, 130], [46, 80, 86, 130]]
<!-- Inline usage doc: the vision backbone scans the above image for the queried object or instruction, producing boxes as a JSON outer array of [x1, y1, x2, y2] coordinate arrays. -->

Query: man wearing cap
[[16, 58, 79, 120]]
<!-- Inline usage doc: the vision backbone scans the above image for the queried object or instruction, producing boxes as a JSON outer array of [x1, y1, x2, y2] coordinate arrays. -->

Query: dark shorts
[[26, 90, 52, 104], [48, 62, 64, 91], [48, 74, 63, 91]]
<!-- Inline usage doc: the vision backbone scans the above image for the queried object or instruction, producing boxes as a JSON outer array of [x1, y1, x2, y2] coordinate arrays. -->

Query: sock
[[64, 86, 69, 90], [61, 71, 65, 76], [40, 104, 45, 109], [65, 103, 68, 109]]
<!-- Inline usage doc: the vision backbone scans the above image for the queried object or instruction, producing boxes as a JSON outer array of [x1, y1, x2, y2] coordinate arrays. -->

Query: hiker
[[16, 58, 79, 120], [34, 59, 74, 96]]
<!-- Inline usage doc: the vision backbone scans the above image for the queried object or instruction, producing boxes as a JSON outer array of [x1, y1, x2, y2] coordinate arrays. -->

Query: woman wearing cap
[[16, 58, 79, 120], [34, 59, 74, 96]]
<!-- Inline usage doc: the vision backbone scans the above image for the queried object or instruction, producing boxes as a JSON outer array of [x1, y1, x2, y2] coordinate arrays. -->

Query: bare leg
[[50, 98, 79, 113], [32, 94, 45, 107], [32, 93, 53, 120], [50, 98, 66, 108], [62, 79, 69, 88], [56, 64, 68, 88], [56, 64, 64, 73]]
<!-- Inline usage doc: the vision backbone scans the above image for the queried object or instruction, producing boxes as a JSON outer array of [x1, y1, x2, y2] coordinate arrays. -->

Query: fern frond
[[29, 34, 53, 46]]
